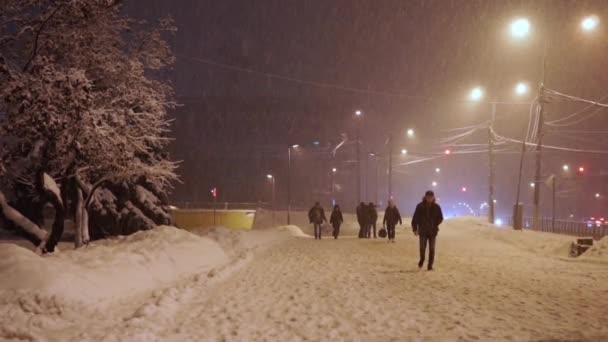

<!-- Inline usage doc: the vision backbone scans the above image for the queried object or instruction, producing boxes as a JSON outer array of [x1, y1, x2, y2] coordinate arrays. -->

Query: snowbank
[[444, 217, 587, 258], [0, 226, 228, 308], [581, 236, 608, 262], [0, 226, 234, 340]]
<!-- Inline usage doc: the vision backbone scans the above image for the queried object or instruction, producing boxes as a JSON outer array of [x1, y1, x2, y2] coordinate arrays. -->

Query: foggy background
[[124, 0, 608, 219]]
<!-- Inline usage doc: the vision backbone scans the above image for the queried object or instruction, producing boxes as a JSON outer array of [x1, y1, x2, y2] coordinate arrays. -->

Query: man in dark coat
[[329, 204, 344, 239], [382, 199, 402, 243], [367, 202, 378, 238], [411, 190, 444, 271], [308, 202, 327, 240], [356, 202, 368, 238]]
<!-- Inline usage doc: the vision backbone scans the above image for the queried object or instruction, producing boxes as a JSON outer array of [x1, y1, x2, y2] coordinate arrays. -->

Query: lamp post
[[331, 167, 337, 205], [287, 144, 298, 225], [267, 174, 275, 225], [355, 110, 362, 204]]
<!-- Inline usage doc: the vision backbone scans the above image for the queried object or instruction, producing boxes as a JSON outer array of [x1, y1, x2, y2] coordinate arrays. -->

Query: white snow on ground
[[1, 217, 607, 341]]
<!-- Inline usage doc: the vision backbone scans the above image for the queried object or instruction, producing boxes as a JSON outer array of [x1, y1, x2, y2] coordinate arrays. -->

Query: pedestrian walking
[[367, 202, 378, 238], [308, 202, 327, 240], [330, 204, 344, 239], [411, 190, 444, 271], [356, 202, 368, 238], [382, 200, 402, 243]]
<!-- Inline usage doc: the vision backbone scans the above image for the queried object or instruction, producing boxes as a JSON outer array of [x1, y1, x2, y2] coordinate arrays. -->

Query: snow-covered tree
[[0, 0, 178, 252]]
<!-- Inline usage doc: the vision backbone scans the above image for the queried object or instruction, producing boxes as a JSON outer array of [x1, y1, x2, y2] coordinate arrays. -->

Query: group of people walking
[[308, 190, 444, 270], [356, 202, 380, 239]]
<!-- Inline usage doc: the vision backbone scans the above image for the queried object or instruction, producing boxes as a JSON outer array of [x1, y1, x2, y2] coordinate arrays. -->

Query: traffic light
[[577, 166, 585, 175]]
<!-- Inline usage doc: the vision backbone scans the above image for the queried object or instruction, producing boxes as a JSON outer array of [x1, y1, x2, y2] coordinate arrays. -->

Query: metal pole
[[213, 194, 217, 226], [533, 84, 545, 231], [513, 138, 526, 230], [330, 169, 334, 204], [287, 147, 291, 225], [375, 155, 379, 204], [388, 134, 393, 200], [365, 152, 369, 202], [272, 177, 276, 226], [356, 121, 361, 204], [488, 103, 496, 224], [552, 175, 556, 232]]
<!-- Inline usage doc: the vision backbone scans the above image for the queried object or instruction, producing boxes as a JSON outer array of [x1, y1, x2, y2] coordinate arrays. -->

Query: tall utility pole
[[533, 84, 545, 231], [356, 114, 361, 204], [488, 103, 496, 224], [287, 146, 292, 225], [387, 134, 393, 201]]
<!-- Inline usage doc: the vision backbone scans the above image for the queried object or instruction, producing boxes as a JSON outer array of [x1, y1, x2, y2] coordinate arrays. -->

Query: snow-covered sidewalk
[[1, 218, 607, 341]]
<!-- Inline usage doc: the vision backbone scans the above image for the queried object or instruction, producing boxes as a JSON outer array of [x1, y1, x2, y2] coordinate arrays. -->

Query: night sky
[[125, 1, 608, 219]]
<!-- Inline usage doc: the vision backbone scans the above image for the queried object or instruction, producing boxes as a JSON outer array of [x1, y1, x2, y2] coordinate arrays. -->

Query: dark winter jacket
[[383, 206, 402, 227], [308, 206, 327, 224], [411, 201, 444, 236], [330, 210, 343, 226], [356, 204, 369, 225], [368, 205, 378, 224]]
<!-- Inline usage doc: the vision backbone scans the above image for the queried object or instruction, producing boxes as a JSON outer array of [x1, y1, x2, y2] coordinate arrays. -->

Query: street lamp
[[355, 110, 363, 203], [401, 149, 408, 155], [432, 181, 438, 187], [562, 164, 570, 172], [469, 87, 484, 101], [515, 82, 529, 96], [596, 193, 601, 198], [510, 18, 531, 38], [287, 145, 300, 225], [267, 174, 276, 224], [581, 15, 600, 32], [407, 128, 415, 137], [435, 168, 441, 173], [445, 149, 452, 155], [530, 182, 535, 188]]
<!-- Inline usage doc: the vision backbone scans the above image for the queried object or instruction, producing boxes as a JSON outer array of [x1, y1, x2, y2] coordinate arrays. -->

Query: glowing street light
[[530, 182, 535, 188], [461, 187, 467, 192], [469, 87, 484, 101], [445, 149, 452, 155], [581, 15, 600, 32], [332, 167, 337, 173], [432, 181, 438, 187], [407, 128, 415, 137], [510, 18, 531, 38], [562, 164, 570, 171], [291, 144, 299, 148], [266, 174, 273, 179], [435, 168, 441, 173], [355, 110, 362, 116], [595, 193, 601, 198], [515, 82, 529, 96], [578, 166, 585, 173], [401, 149, 408, 155]]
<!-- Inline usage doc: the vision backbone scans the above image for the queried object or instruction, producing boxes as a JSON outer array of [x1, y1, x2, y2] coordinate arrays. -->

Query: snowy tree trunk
[[0, 191, 48, 254], [74, 188, 84, 248], [81, 201, 90, 244], [42, 173, 64, 253]]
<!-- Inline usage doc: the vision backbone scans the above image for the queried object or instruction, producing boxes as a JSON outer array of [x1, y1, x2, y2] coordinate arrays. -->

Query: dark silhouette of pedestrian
[[308, 202, 327, 240], [367, 202, 378, 238], [356, 202, 368, 238], [411, 190, 444, 271], [383, 200, 402, 243], [330, 204, 344, 239]]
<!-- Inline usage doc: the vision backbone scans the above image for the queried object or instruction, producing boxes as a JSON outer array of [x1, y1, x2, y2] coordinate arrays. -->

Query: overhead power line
[[178, 54, 532, 105]]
